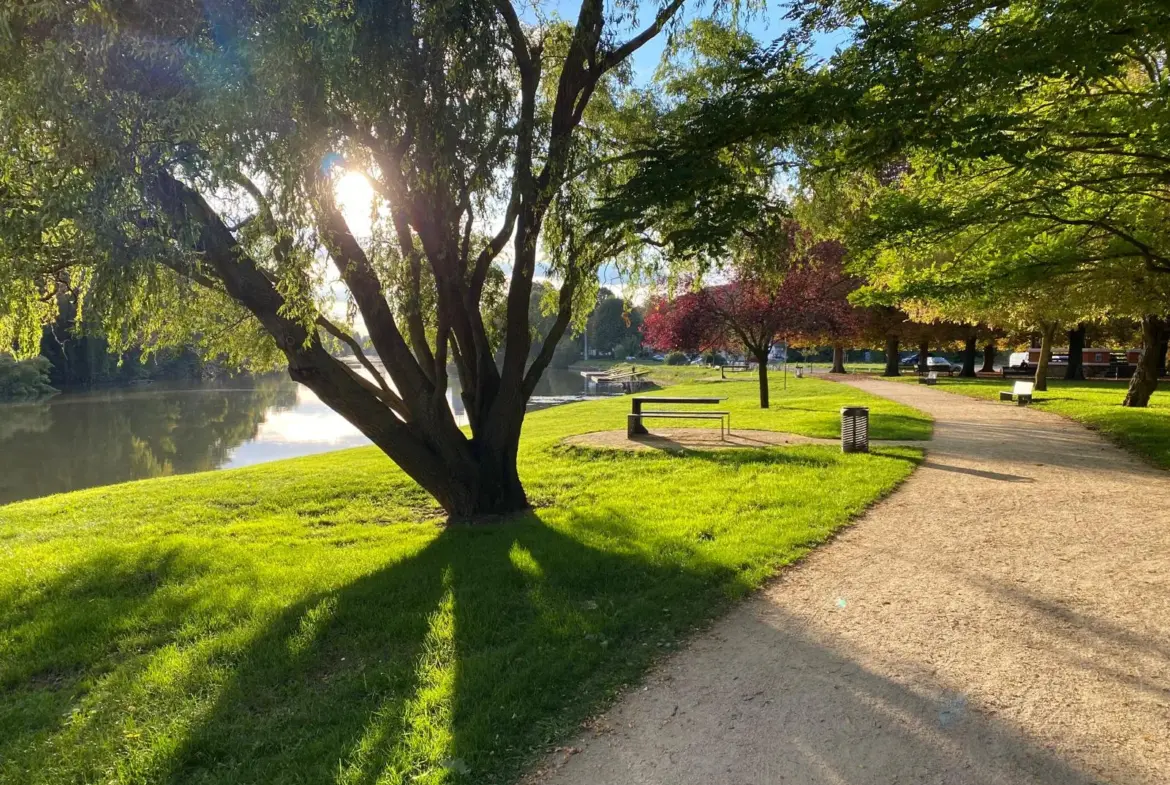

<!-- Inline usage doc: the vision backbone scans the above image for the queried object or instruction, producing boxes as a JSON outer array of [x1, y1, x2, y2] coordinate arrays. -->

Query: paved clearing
[[534, 378, 1170, 785], [564, 428, 919, 452]]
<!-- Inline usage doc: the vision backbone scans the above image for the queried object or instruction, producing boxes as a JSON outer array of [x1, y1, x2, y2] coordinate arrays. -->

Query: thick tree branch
[[599, 0, 686, 74]]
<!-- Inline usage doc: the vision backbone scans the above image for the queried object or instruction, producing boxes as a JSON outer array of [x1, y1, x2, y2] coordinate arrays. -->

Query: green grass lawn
[[0, 376, 929, 785], [895, 376, 1170, 469]]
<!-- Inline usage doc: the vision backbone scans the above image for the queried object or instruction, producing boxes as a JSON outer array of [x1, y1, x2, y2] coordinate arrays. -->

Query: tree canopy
[[0, 0, 718, 516]]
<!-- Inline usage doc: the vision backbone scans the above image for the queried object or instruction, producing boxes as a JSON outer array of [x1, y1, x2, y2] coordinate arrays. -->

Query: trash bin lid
[[840, 406, 869, 416]]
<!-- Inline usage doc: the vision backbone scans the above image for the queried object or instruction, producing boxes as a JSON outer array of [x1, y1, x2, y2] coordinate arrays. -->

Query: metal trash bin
[[841, 406, 869, 453]]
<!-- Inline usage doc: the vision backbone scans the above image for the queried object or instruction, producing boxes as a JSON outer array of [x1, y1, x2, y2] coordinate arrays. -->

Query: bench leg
[[628, 414, 648, 438]]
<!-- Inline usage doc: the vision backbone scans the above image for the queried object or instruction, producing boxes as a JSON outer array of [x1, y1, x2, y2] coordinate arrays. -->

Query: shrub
[[615, 336, 642, 361], [702, 350, 727, 366], [665, 350, 688, 366], [550, 341, 580, 369], [0, 355, 58, 401]]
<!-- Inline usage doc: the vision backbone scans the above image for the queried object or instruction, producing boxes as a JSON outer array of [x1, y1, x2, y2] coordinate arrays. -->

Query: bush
[[615, 336, 642, 361], [702, 350, 727, 366], [665, 351, 688, 366], [550, 341, 580, 369], [0, 355, 58, 401]]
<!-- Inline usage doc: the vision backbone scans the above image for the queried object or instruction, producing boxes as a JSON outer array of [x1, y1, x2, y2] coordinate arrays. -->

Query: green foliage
[[604, 0, 1170, 338], [0, 376, 927, 784], [615, 334, 644, 360], [665, 350, 689, 365], [0, 355, 56, 401]]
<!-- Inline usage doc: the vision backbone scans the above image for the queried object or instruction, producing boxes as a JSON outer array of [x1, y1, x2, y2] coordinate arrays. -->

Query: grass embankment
[[1, 375, 929, 785], [898, 376, 1170, 469]]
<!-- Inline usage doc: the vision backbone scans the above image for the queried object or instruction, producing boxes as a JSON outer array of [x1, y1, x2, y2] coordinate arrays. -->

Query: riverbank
[[0, 375, 929, 785]]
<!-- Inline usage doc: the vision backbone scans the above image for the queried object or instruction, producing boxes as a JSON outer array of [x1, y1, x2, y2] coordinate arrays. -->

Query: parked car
[[925, 356, 954, 370], [902, 355, 954, 370], [1007, 351, 1030, 370]]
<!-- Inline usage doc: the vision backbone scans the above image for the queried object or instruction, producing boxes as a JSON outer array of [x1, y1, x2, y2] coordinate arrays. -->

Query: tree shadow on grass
[[136, 510, 741, 785], [0, 548, 214, 722]]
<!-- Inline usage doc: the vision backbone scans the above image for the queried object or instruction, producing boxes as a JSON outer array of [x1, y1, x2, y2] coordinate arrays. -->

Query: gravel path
[[533, 378, 1170, 785]]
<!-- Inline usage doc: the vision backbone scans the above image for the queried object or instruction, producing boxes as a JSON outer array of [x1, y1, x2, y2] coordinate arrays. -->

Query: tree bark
[[1158, 336, 1168, 378], [755, 350, 771, 408], [1123, 315, 1166, 407], [980, 340, 997, 373], [1033, 323, 1057, 392], [1065, 323, 1086, 380], [831, 344, 846, 374], [916, 340, 930, 374], [960, 335, 977, 377], [883, 336, 901, 377]]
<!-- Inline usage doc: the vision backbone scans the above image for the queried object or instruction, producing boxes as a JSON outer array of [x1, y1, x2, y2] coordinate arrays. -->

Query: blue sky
[[516, 1, 849, 298], [522, 0, 848, 85]]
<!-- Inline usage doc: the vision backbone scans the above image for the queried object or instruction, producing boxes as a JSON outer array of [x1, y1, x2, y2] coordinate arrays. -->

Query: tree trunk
[[1158, 336, 1168, 378], [883, 336, 901, 377], [831, 344, 846, 374], [1065, 323, 1086, 380], [1123, 315, 1166, 408], [960, 335, 977, 377], [980, 340, 997, 373], [916, 340, 929, 374], [1033, 323, 1057, 392], [755, 350, 771, 408]]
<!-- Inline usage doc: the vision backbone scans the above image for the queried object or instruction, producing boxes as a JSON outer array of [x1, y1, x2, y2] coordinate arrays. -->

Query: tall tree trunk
[[1123, 315, 1166, 408], [980, 340, 997, 373], [1065, 323, 1086, 380], [883, 336, 901, 377], [1158, 335, 1168, 378], [916, 340, 929, 374], [1034, 323, 1057, 392], [831, 344, 846, 374], [960, 335, 977, 377], [754, 349, 771, 408]]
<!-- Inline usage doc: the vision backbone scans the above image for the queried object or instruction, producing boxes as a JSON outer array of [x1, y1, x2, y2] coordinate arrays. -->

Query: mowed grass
[[0, 376, 928, 785], [897, 376, 1170, 469]]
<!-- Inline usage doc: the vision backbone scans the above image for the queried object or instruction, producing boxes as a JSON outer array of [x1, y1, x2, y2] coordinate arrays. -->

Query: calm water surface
[[0, 367, 608, 505]]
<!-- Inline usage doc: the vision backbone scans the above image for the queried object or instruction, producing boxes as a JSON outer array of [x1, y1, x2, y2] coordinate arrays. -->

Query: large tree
[[642, 232, 857, 407], [0, 0, 701, 518]]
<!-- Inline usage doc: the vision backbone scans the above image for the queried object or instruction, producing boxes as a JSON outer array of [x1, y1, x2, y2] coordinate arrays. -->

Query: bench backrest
[[1013, 381, 1034, 395]]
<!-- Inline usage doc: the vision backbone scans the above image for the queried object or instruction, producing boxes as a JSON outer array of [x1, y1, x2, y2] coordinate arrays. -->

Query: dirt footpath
[[534, 378, 1170, 785]]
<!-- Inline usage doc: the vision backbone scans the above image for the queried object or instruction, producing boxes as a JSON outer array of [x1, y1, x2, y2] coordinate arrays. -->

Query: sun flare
[[334, 171, 376, 236]]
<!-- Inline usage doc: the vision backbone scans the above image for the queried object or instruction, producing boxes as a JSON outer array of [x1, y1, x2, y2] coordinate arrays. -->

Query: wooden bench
[[628, 396, 730, 438], [1001, 365, 1033, 378], [720, 364, 751, 379], [918, 371, 939, 385], [999, 380, 1034, 405]]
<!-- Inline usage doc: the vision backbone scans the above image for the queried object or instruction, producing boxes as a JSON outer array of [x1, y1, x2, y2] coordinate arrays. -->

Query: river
[[0, 367, 609, 505]]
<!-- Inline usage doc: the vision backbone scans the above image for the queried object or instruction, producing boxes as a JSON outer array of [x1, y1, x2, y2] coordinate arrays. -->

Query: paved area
[[563, 427, 918, 452], [534, 378, 1170, 785]]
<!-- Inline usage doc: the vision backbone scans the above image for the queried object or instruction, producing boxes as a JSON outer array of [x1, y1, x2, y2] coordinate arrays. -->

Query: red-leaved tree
[[643, 239, 860, 407]]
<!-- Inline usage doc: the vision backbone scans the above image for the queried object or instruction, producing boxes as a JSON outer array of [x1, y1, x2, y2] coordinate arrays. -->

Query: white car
[[925, 356, 954, 370], [1008, 351, 1030, 369]]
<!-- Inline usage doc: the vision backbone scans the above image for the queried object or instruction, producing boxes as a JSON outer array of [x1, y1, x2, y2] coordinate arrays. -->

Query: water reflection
[[0, 368, 607, 505]]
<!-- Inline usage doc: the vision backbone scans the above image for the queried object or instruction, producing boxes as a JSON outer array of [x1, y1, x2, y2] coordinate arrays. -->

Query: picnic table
[[628, 396, 729, 438]]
